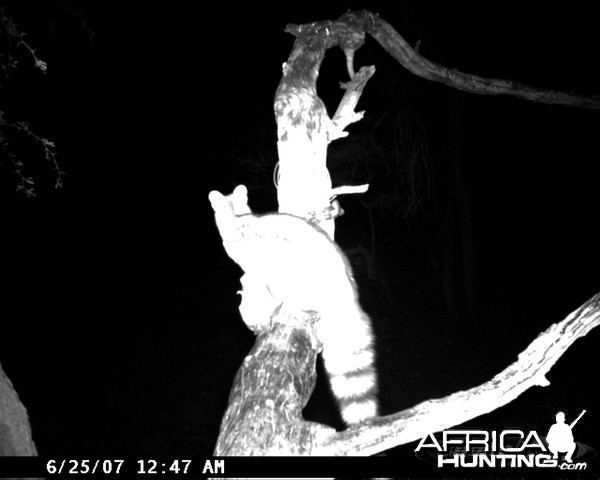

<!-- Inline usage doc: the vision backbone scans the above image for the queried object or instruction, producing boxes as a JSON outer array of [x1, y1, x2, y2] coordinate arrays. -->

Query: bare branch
[[331, 184, 369, 196], [330, 65, 376, 141], [0, 119, 64, 194], [342, 10, 600, 109], [321, 292, 600, 455], [1, 8, 61, 195], [0, 7, 47, 78]]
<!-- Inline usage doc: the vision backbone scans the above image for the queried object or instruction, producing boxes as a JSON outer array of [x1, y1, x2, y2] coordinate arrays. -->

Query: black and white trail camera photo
[[1, 1, 599, 479]]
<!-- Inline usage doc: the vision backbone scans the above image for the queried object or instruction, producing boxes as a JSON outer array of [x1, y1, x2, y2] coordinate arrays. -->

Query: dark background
[[1, 0, 599, 471]]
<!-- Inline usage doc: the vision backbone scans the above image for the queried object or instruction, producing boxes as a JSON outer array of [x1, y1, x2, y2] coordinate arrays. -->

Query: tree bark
[[0, 361, 37, 456], [213, 308, 335, 456], [274, 18, 374, 238]]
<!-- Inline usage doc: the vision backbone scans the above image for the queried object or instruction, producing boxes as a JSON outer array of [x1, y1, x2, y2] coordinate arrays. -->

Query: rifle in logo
[[570, 409, 586, 429]]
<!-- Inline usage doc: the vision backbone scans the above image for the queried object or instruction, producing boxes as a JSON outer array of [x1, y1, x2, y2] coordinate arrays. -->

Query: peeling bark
[[213, 308, 336, 456]]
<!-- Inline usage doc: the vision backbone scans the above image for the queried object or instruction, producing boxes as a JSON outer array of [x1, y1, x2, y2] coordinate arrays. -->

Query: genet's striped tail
[[319, 310, 378, 426]]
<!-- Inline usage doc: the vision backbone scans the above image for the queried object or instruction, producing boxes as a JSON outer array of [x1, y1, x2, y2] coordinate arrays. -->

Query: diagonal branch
[[342, 10, 600, 109], [319, 292, 600, 455]]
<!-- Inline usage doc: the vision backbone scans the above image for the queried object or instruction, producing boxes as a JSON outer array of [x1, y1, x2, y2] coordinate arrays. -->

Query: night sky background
[[1, 0, 600, 472]]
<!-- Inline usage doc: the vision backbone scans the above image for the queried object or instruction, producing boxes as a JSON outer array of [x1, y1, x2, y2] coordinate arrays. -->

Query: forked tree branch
[[274, 9, 600, 240], [210, 194, 600, 455], [320, 292, 600, 455], [343, 10, 600, 109]]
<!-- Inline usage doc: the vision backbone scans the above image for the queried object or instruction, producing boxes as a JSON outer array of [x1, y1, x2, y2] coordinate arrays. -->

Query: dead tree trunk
[[274, 17, 375, 238], [213, 309, 335, 456], [210, 9, 600, 458]]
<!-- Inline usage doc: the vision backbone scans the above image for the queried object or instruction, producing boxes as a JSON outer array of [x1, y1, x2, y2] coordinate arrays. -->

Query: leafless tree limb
[[345, 10, 600, 109], [321, 292, 600, 455]]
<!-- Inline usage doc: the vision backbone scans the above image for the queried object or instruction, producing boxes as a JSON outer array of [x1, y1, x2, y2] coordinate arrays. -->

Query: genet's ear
[[233, 185, 248, 202], [208, 190, 223, 207]]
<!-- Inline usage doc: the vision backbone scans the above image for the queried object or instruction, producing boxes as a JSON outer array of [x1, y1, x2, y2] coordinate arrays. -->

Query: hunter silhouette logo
[[546, 410, 585, 463]]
